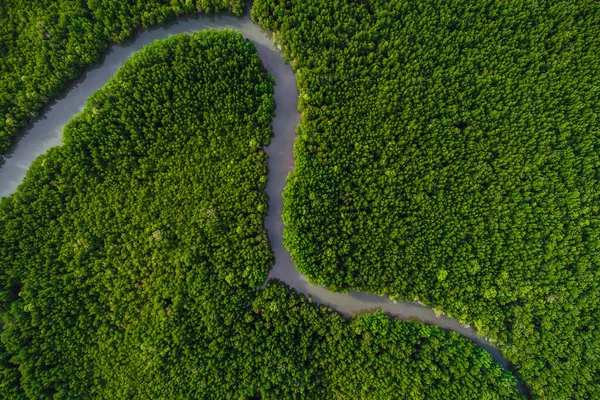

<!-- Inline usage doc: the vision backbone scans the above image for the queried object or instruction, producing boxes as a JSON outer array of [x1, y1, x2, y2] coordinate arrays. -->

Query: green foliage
[[252, 0, 600, 398], [0, 0, 244, 154], [0, 337, 24, 400], [0, 27, 520, 399], [87, 0, 245, 41], [244, 282, 521, 399], [0, 30, 275, 398]]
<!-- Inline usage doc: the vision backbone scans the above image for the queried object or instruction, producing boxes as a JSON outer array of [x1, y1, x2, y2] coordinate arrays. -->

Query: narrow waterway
[[0, 12, 512, 374]]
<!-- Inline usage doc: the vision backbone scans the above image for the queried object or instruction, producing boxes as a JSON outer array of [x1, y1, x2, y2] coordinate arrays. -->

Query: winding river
[[0, 13, 513, 374]]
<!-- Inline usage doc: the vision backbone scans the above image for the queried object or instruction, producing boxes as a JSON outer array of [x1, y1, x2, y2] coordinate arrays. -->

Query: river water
[[0, 13, 513, 373]]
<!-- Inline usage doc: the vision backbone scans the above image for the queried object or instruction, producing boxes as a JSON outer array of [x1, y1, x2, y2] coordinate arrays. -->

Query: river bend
[[0, 13, 511, 372]]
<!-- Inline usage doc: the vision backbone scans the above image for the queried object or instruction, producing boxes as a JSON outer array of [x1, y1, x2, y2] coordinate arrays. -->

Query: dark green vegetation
[[0, 0, 244, 154], [0, 30, 275, 398], [0, 29, 520, 398], [247, 282, 520, 399], [252, 0, 600, 398]]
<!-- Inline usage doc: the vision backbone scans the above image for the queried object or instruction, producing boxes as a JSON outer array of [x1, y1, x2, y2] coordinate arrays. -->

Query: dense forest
[[244, 282, 520, 399], [0, 30, 276, 398], [252, 0, 600, 398], [0, 0, 244, 154], [0, 30, 520, 398]]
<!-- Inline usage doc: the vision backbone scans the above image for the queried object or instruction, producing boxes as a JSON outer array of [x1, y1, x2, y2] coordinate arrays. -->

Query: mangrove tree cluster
[[0, 30, 275, 398], [0, 0, 244, 154], [245, 281, 521, 399], [0, 29, 521, 399], [251, 0, 600, 398]]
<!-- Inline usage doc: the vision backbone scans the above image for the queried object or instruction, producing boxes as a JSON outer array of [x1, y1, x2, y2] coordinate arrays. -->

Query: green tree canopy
[[0, 0, 244, 154], [252, 0, 600, 398], [0, 30, 274, 398], [0, 28, 520, 399]]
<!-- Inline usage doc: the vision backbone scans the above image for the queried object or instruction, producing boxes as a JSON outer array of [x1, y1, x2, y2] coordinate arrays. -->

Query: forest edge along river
[[0, 11, 519, 386]]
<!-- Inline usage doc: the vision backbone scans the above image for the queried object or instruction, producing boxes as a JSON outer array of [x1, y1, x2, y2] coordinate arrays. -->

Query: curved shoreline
[[0, 12, 515, 379]]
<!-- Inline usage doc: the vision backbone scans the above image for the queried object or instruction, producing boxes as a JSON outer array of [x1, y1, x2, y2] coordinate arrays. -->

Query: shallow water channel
[[0, 12, 514, 377]]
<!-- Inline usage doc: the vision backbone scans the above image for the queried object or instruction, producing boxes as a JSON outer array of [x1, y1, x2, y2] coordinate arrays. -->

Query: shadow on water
[[0, 10, 528, 397]]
